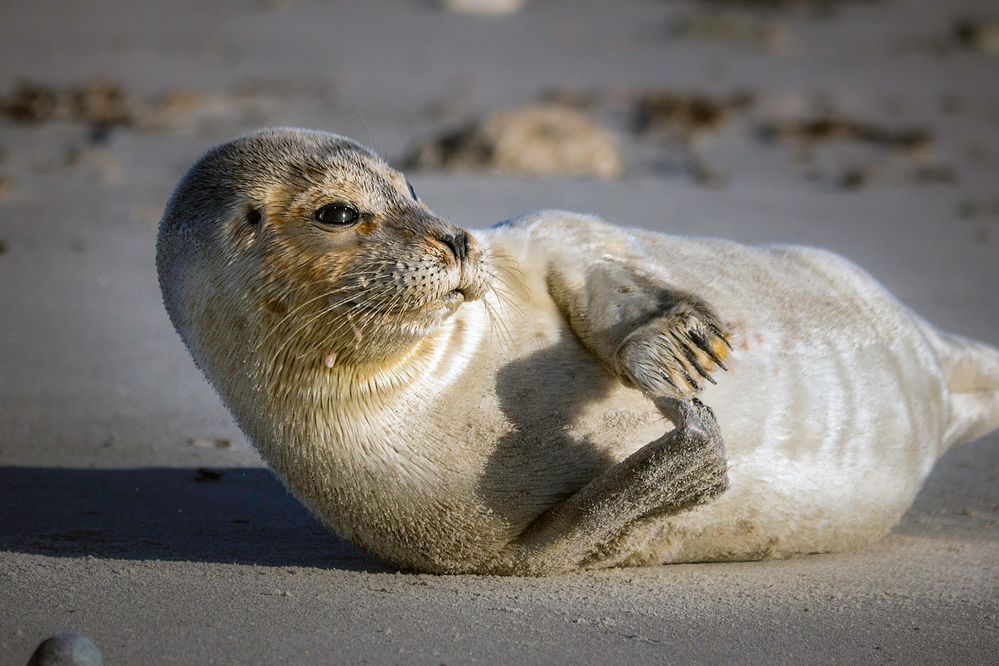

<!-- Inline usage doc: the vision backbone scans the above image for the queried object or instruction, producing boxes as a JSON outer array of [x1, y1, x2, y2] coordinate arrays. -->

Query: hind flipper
[[483, 399, 728, 575], [931, 330, 999, 447]]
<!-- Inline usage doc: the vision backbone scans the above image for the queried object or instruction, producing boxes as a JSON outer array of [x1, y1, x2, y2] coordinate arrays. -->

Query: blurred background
[[1, 1, 997, 663], [4, 0, 997, 460]]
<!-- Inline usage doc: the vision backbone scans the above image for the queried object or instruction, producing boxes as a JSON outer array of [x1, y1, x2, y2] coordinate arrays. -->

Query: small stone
[[440, 0, 525, 16], [27, 633, 103, 666]]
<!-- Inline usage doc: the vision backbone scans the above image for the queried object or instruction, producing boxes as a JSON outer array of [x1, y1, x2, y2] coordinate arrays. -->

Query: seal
[[157, 128, 999, 575]]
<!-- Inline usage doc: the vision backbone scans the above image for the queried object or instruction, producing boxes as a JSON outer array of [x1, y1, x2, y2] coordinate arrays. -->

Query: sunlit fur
[[158, 128, 999, 574]]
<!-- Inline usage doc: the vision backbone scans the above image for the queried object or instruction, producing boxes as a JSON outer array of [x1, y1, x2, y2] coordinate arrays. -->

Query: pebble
[[441, 0, 525, 16], [27, 633, 103, 666]]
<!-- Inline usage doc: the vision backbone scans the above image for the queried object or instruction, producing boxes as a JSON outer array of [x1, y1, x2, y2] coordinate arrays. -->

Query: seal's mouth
[[383, 287, 467, 327], [436, 288, 467, 317]]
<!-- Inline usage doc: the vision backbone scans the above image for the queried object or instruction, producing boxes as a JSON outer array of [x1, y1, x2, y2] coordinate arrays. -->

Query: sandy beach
[[1, 0, 997, 663]]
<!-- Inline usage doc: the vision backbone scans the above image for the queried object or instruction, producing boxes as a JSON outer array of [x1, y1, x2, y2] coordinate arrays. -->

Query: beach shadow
[[893, 433, 999, 542], [0, 466, 386, 571], [478, 336, 619, 528]]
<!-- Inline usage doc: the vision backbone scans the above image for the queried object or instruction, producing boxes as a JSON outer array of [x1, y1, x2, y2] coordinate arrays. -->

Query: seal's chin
[[381, 289, 466, 335]]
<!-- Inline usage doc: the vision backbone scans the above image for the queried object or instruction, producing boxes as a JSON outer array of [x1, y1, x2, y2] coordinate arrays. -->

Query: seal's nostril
[[439, 231, 469, 262]]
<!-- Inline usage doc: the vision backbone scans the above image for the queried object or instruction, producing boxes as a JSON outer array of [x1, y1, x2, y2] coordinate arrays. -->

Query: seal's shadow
[[479, 335, 620, 526], [0, 466, 384, 571]]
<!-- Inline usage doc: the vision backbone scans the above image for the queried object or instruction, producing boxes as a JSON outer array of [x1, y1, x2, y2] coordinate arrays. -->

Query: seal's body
[[474, 220, 975, 568], [157, 128, 999, 574]]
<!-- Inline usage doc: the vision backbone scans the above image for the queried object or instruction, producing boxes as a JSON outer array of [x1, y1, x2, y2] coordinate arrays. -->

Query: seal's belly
[[693, 327, 944, 554], [599, 238, 952, 563], [595, 330, 950, 565]]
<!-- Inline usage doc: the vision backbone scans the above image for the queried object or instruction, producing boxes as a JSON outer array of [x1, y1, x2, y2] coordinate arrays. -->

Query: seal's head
[[157, 128, 495, 391]]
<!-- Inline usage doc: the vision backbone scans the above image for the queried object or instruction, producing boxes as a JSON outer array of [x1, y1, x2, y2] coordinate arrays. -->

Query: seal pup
[[157, 128, 999, 575]]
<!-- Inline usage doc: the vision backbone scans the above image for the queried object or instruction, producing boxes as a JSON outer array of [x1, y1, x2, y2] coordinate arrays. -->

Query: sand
[[0, 0, 997, 663]]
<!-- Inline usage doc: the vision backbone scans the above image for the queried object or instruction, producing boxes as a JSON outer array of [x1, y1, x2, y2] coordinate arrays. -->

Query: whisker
[[482, 298, 515, 351], [307, 283, 402, 356], [252, 286, 350, 353], [274, 282, 398, 363]]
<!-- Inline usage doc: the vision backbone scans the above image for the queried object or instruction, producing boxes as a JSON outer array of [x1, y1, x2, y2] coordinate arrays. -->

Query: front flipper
[[616, 299, 731, 398], [548, 259, 731, 399], [484, 398, 728, 575]]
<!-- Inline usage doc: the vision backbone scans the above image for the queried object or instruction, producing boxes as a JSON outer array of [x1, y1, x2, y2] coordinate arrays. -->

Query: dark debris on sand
[[954, 19, 999, 54], [0, 80, 225, 137], [758, 116, 933, 153], [960, 199, 999, 220], [633, 91, 754, 141], [671, 13, 787, 52], [0, 81, 135, 129], [405, 103, 623, 179], [693, 0, 882, 13], [194, 468, 224, 482]]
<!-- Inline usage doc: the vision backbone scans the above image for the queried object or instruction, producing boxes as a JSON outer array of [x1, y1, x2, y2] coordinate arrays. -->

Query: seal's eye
[[315, 203, 360, 227], [246, 208, 261, 226], [406, 181, 418, 201]]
